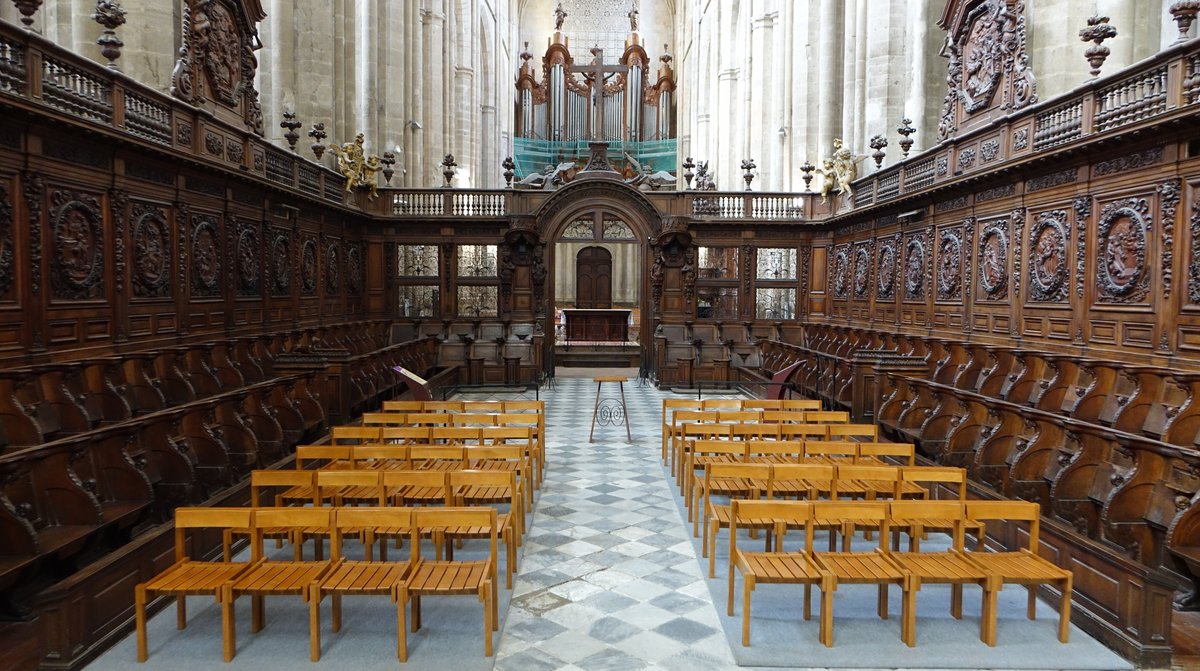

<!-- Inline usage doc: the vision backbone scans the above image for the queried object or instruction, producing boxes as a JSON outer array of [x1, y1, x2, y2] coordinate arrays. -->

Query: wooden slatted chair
[[466, 444, 532, 519], [381, 426, 431, 445], [409, 445, 466, 471], [448, 470, 520, 588], [500, 401, 546, 486], [742, 399, 783, 410], [963, 500, 1073, 646], [827, 423, 880, 442], [433, 426, 483, 445], [377, 470, 451, 561], [770, 463, 837, 501], [421, 401, 465, 413], [461, 400, 505, 413], [857, 442, 916, 466], [451, 412, 498, 428], [676, 420, 731, 482], [361, 412, 407, 426], [223, 508, 335, 662], [135, 508, 254, 663], [886, 500, 990, 646], [701, 398, 743, 411], [760, 410, 809, 424], [829, 464, 903, 550], [700, 463, 772, 577], [731, 423, 781, 441], [780, 399, 823, 410], [891, 466, 984, 550], [806, 410, 851, 424], [669, 410, 720, 477], [717, 410, 762, 425], [804, 440, 859, 463], [810, 500, 911, 647], [352, 444, 410, 470], [406, 412, 451, 427], [778, 423, 829, 442], [315, 470, 383, 507], [685, 439, 748, 515], [403, 507, 498, 656], [492, 416, 542, 487], [743, 439, 805, 464], [223, 470, 317, 561], [331, 426, 382, 445], [309, 507, 415, 662], [295, 444, 352, 471], [728, 500, 829, 646], [382, 400, 425, 412]]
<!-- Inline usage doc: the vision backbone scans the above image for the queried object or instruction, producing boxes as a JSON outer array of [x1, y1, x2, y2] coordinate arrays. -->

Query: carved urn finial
[[682, 156, 695, 189], [380, 152, 396, 184], [279, 111, 302, 151], [441, 154, 458, 188], [800, 160, 815, 192], [1079, 16, 1118, 78], [869, 135, 888, 169], [308, 122, 327, 159], [501, 156, 516, 188], [741, 158, 756, 191], [1171, 1, 1200, 42], [91, 0, 126, 69], [896, 118, 916, 158], [12, 0, 43, 29]]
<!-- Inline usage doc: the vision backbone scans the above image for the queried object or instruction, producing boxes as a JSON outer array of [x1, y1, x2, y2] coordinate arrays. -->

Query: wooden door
[[576, 246, 612, 309]]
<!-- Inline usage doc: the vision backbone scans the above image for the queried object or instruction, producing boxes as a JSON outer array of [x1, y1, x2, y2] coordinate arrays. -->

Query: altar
[[562, 309, 631, 342]]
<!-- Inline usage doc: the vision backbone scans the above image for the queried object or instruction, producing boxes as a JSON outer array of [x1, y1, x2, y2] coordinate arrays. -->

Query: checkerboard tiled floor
[[493, 376, 738, 671]]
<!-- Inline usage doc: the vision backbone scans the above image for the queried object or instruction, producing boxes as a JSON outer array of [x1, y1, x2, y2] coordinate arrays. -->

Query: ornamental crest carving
[[853, 244, 871, 299], [904, 235, 927, 300], [325, 238, 341, 294], [937, 228, 963, 301], [832, 245, 851, 299], [300, 237, 317, 295], [978, 219, 1009, 300], [236, 220, 259, 296], [51, 190, 105, 300], [270, 229, 290, 296], [938, 0, 1037, 141], [190, 214, 221, 298], [0, 184, 13, 298], [131, 202, 171, 298], [1028, 210, 1069, 302], [1096, 198, 1151, 304], [877, 237, 898, 299], [171, 0, 266, 134]]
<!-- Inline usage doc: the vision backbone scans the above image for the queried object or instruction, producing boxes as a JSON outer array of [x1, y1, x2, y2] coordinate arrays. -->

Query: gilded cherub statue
[[328, 133, 383, 199], [816, 138, 865, 203]]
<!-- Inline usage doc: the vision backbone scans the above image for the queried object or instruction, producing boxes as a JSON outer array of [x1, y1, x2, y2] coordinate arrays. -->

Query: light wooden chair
[[810, 500, 911, 647], [829, 464, 903, 549], [309, 507, 414, 662], [295, 444, 352, 470], [331, 426, 382, 445], [352, 444, 410, 470], [686, 439, 748, 515], [718, 410, 762, 425], [465, 444, 532, 518], [699, 462, 772, 577], [743, 439, 805, 464], [892, 466, 984, 549], [224, 470, 317, 561], [760, 410, 809, 424], [378, 470, 451, 560], [433, 426, 482, 445], [676, 420, 731, 482], [381, 426, 431, 445], [382, 400, 425, 412], [361, 412, 408, 426], [963, 500, 1073, 646], [500, 401, 545, 485], [223, 508, 334, 661], [827, 423, 879, 441], [451, 412, 498, 428], [135, 508, 254, 663], [780, 399, 823, 410], [315, 469, 383, 507], [701, 398, 743, 411], [405, 412, 451, 427], [409, 445, 466, 470], [778, 423, 829, 442], [857, 442, 917, 466], [448, 469, 520, 588], [728, 500, 829, 647], [403, 507, 498, 656], [804, 440, 859, 462], [770, 462, 837, 501], [742, 399, 784, 410], [806, 410, 851, 424], [462, 400, 506, 413], [886, 500, 990, 647], [669, 410, 720, 476], [493, 415, 543, 487], [420, 401, 464, 413], [731, 423, 781, 441]]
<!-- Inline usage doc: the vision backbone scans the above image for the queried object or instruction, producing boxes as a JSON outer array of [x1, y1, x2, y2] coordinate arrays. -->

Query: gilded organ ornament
[[904, 236, 927, 300], [131, 203, 171, 298], [190, 215, 220, 298], [978, 220, 1009, 300], [1096, 198, 1151, 304], [937, 228, 963, 301], [51, 190, 104, 300], [1028, 210, 1069, 302], [877, 237, 898, 299]]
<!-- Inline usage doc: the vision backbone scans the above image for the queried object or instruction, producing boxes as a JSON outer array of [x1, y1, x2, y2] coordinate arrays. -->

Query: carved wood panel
[[0, 176, 14, 302], [876, 234, 900, 300], [299, 233, 317, 296], [852, 240, 873, 301], [130, 200, 172, 300], [270, 226, 292, 297], [903, 229, 929, 302], [832, 243, 851, 300], [188, 212, 221, 299], [234, 216, 260, 298], [977, 216, 1010, 302], [936, 224, 965, 302], [1028, 208, 1070, 304], [49, 188, 105, 302], [1094, 196, 1152, 306]]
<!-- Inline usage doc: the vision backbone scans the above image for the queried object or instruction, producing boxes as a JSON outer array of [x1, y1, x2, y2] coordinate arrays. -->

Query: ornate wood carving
[[323, 236, 340, 295], [977, 183, 1015, 202], [1094, 147, 1163, 177], [1160, 179, 1181, 300], [980, 138, 1001, 162], [904, 232, 928, 301], [957, 148, 977, 171], [1027, 168, 1078, 192], [1011, 208, 1025, 302], [235, 217, 259, 297], [50, 189, 105, 301], [0, 182, 13, 299], [270, 227, 291, 297], [853, 241, 872, 299], [937, 0, 1038, 140], [877, 235, 899, 299], [1095, 197, 1151, 304], [110, 190, 128, 301], [1013, 127, 1029, 149], [170, 0, 266, 134], [347, 242, 363, 295], [1073, 195, 1092, 300], [189, 213, 221, 298], [299, 235, 317, 296], [799, 246, 811, 316], [832, 244, 851, 299], [937, 225, 965, 302], [978, 217, 1009, 301], [1189, 196, 1200, 305], [1028, 209, 1069, 303], [130, 201, 171, 299], [23, 173, 43, 302]]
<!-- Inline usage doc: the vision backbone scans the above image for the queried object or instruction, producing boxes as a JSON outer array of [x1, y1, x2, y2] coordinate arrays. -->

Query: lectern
[[393, 366, 433, 401]]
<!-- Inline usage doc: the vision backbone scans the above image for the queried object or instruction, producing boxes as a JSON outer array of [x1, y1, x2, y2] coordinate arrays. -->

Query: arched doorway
[[575, 246, 613, 309]]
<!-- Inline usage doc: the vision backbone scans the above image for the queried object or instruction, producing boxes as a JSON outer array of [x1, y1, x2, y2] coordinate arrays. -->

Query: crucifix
[[569, 47, 628, 140]]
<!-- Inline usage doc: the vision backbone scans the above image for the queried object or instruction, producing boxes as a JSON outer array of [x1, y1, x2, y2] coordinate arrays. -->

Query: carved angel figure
[[624, 152, 676, 190], [816, 139, 864, 203], [328, 134, 382, 199], [554, 2, 567, 30]]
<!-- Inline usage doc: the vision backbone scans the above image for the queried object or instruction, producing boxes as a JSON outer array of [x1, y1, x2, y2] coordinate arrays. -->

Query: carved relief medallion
[[0, 184, 13, 298], [271, 230, 290, 296], [199, 1, 243, 105], [131, 203, 171, 298], [1028, 210, 1069, 302], [833, 246, 850, 299], [301, 237, 317, 295], [236, 222, 259, 296], [877, 238, 897, 299], [325, 239, 340, 294], [1096, 198, 1151, 304], [190, 215, 220, 298], [937, 228, 963, 301], [904, 236, 926, 300], [960, 7, 1004, 112], [853, 245, 871, 299], [978, 220, 1009, 300], [51, 190, 105, 300], [347, 244, 363, 294]]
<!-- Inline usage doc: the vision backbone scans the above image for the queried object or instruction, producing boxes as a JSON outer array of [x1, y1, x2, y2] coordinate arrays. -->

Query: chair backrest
[[771, 463, 837, 497], [451, 412, 497, 427], [683, 422, 732, 440], [826, 423, 879, 441], [742, 399, 783, 410], [462, 401, 505, 413], [492, 413, 538, 429], [889, 500, 967, 548], [902, 466, 968, 499], [381, 426, 431, 444], [412, 507, 496, 559], [706, 461, 772, 483], [351, 444, 409, 468], [405, 412, 450, 426], [834, 464, 901, 491], [295, 444, 352, 470], [408, 445, 465, 465], [730, 499, 810, 553], [701, 399, 743, 410], [383, 470, 450, 505], [421, 401, 464, 412], [731, 423, 780, 440], [316, 469, 382, 493], [744, 440, 806, 462], [480, 426, 532, 445], [433, 426, 482, 444], [806, 410, 851, 424], [966, 500, 1041, 552], [503, 400, 544, 413], [675, 410, 719, 424], [361, 412, 406, 426], [250, 508, 333, 559], [332, 426, 383, 445], [718, 410, 762, 424], [811, 500, 890, 548], [449, 469, 519, 506], [780, 399, 823, 410], [330, 507, 413, 560], [760, 410, 809, 424], [382, 400, 424, 412], [690, 439, 748, 461], [858, 442, 916, 466], [174, 508, 254, 561], [251, 470, 315, 506], [804, 440, 859, 461], [778, 424, 829, 440]]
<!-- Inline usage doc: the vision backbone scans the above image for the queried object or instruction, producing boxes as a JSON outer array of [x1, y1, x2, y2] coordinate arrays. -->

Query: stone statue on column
[[554, 2, 567, 31]]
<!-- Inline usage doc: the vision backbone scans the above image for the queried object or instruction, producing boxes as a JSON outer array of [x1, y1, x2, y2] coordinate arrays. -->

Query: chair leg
[[252, 594, 264, 633], [483, 582, 494, 657], [411, 595, 421, 632], [135, 587, 148, 662], [221, 587, 237, 663], [878, 584, 889, 619], [707, 521, 717, 579], [903, 581, 916, 647], [951, 584, 963, 619], [176, 595, 186, 629], [803, 585, 811, 620], [820, 585, 834, 647], [395, 589, 408, 663], [741, 575, 754, 646], [309, 589, 321, 662], [727, 566, 736, 616], [1026, 585, 1037, 620], [1058, 577, 1072, 643], [332, 594, 342, 632]]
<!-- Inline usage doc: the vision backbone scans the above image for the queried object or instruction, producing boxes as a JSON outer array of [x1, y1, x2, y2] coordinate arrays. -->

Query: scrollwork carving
[[833, 245, 851, 299], [324, 237, 340, 294], [1095, 197, 1151, 304], [131, 201, 171, 298], [1011, 209, 1025, 302], [300, 236, 317, 295], [853, 243, 871, 299], [347, 243, 363, 295], [1160, 179, 1181, 299], [270, 229, 291, 296], [1189, 198, 1200, 305], [110, 189, 127, 298], [1074, 196, 1092, 300], [50, 189, 105, 300], [1028, 210, 1069, 303]]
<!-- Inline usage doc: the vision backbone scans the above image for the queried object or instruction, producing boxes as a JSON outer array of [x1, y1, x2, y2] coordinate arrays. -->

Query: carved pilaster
[[0, 183, 13, 300], [1073, 195, 1092, 301], [1160, 179, 1181, 299], [937, 224, 965, 302]]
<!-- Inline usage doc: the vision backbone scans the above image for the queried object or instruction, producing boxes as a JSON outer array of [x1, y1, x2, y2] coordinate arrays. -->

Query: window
[[457, 285, 499, 317], [697, 287, 739, 319], [756, 247, 797, 280], [397, 245, 439, 318], [457, 245, 498, 277], [698, 247, 739, 279], [695, 247, 740, 319], [755, 287, 797, 319]]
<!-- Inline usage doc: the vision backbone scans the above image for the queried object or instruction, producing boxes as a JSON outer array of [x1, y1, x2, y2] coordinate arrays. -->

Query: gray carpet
[[666, 462, 1133, 670]]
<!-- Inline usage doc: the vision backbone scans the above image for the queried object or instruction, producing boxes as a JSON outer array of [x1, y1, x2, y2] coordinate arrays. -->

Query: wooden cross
[[569, 47, 628, 140]]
